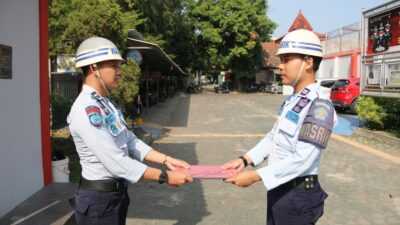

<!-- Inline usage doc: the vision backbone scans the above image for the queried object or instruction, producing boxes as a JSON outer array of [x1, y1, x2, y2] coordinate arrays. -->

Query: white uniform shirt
[[67, 85, 151, 183], [247, 83, 337, 190]]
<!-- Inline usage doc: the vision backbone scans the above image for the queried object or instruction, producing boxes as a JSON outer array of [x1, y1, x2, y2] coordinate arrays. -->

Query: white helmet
[[75, 37, 123, 68], [276, 29, 323, 57]]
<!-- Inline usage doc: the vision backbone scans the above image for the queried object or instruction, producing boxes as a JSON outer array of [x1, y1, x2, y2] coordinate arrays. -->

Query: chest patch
[[300, 88, 310, 96], [104, 113, 125, 136], [292, 97, 311, 113]]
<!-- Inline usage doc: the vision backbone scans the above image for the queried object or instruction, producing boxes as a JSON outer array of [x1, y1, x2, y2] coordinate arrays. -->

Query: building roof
[[288, 10, 313, 32], [127, 30, 186, 76], [275, 10, 326, 43], [261, 42, 280, 68]]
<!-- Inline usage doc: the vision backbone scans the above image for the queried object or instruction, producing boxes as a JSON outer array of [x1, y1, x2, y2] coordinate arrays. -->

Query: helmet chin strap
[[93, 64, 111, 96], [290, 60, 306, 88]]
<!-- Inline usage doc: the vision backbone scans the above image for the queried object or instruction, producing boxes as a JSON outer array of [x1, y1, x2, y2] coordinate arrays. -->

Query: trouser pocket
[[71, 190, 127, 225], [290, 187, 328, 221]]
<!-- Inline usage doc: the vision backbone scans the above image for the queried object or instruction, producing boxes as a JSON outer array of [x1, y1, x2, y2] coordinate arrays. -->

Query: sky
[[267, 0, 389, 37]]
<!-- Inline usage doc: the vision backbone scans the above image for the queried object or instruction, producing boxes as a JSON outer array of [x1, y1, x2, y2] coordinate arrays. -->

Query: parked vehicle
[[246, 83, 259, 93], [257, 82, 267, 92], [264, 82, 282, 94], [214, 81, 230, 94], [186, 82, 203, 94], [330, 77, 360, 112], [245, 82, 280, 93], [316, 78, 337, 98]]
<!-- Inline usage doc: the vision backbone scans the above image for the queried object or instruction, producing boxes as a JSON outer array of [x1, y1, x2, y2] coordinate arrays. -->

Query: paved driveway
[[128, 92, 400, 225], [2, 92, 399, 225]]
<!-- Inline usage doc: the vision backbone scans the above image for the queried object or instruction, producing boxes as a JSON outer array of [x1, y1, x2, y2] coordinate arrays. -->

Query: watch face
[[159, 171, 168, 184]]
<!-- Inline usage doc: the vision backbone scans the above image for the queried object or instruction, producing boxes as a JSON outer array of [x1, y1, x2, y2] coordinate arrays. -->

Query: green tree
[[111, 60, 142, 116], [49, 0, 143, 118], [131, 0, 197, 71], [49, 0, 143, 57], [49, 0, 74, 57], [190, 0, 275, 75]]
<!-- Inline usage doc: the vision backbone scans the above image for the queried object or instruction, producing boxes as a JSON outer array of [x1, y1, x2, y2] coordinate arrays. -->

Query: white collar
[[82, 84, 98, 94], [295, 83, 319, 99]]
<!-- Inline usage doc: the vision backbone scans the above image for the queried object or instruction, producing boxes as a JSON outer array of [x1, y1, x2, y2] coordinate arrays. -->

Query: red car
[[330, 77, 360, 112]]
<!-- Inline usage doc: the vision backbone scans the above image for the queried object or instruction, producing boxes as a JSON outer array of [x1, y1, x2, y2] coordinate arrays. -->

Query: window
[[366, 64, 381, 85], [318, 59, 335, 78], [320, 80, 336, 88], [333, 79, 349, 88], [317, 56, 351, 79], [387, 63, 400, 86], [335, 56, 351, 78]]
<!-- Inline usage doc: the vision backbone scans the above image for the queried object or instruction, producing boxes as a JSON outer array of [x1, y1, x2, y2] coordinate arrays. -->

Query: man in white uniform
[[223, 29, 337, 225], [68, 36, 193, 225]]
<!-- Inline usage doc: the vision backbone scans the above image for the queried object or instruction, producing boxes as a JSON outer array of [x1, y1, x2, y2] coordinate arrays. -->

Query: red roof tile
[[262, 42, 280, 67], [289, 10, 313, 32], [275, 11, 326, 42]]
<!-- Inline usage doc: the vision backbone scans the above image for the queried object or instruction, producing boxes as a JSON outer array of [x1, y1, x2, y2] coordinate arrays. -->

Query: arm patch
[[85, 106, 103, 128], [298, 99, 335, 149]]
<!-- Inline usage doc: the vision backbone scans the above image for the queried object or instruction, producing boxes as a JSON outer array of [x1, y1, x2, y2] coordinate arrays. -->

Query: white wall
[[0, 0, 44, 216]]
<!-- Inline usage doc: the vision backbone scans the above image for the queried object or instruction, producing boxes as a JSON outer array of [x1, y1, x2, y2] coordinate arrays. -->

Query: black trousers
[[267, 180, 328, 225], [69, 187, 130, 225]]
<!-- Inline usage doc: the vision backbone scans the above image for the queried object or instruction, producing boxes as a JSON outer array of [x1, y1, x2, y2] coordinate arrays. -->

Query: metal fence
[[51, 72, 81, 100], [323, 22, 361, 54]]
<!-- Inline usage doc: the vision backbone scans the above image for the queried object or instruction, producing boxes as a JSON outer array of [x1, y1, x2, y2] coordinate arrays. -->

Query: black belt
[[79, 177, 127, 192], [284, 175, 319, 191]]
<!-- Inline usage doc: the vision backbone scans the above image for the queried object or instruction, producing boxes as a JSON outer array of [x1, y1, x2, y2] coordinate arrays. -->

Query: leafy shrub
[[356, 96, 400, 131], [51, 94, 73, 129], [356, 96, 386, 129], [375, 97, 400, 132]]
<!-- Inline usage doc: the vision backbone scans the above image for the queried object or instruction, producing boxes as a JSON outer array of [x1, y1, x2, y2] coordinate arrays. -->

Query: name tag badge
[[286, 110, 299, 123], [279, 111, 299, 136]]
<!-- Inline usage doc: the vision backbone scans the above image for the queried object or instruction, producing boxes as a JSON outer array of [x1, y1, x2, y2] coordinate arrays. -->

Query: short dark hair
[[304, 56, 322, 72], [312, 56, 322, 72], [80, 66, 90, 77]]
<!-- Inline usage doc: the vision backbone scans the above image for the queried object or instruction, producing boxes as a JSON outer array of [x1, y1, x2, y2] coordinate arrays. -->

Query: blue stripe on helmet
[[280, 41, 322, 49], [75, 51, 109, 62], [297, 42, 322, 48], [291, 45, 322, 52], [77, 48, 110, 58]]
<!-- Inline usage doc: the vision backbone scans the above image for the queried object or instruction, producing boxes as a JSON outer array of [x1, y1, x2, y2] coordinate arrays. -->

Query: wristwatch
[[239, 156, 249, 167], [158, 169, 168, 184]]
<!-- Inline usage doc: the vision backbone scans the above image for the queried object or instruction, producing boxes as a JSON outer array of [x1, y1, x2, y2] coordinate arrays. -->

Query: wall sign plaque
[[0, 44, 12, 79]]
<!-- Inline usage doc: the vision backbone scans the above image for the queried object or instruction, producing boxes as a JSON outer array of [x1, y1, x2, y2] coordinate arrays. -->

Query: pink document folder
[[177, 165, 237, 179]]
